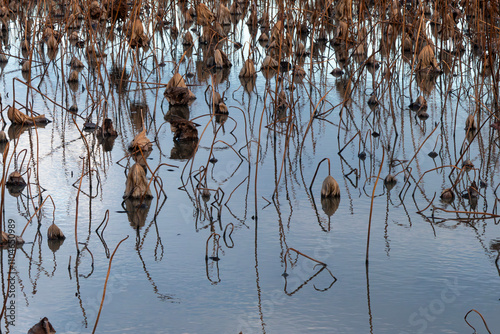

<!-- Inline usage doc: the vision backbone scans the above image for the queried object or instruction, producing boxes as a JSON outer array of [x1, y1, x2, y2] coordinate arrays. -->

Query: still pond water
[[0, 2, 499, 334]]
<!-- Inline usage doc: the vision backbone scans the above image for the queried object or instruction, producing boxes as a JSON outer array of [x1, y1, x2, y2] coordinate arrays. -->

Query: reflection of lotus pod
[[0, 141, 6, 155], [258, 32, 269, 43], [48, 238, 64, 252], [0, 130, 6, 142], [170, 140, 197, 159], [8, 124, 31, 140], [68, 80, 79, 92], [215, 112, 228, 125], [213, 91, 222, 108], [409, 95, 427, 111], [47, 223, 65, 240], [262, 67, 277, 80], [201, 189, 211, 202], [403, 35, 412, 52], [198, 25, 212, 44], [7, 171, 25, 187], [68, 104, 78, 113], [367, 94, 379, 106], [169, 24, 178, 39], [321, 196, 340, 216], [462, 159, 473, 172], [96, 118, 118, 137], [440, 188, 455, 203], [213, 67, 230, 85], [490, 238, 500, 252], [98, 135, 117, 152], [125, 197, 152, 229], [469, 196, 478, 210], [21, 60, 31, 73], [213, 91, 228, 113], [465, 114, 476, 131], [462, 181, 479, 200], [6, 171, 26, 197], [277, 91, 287, 110], [7, 183, 24, 197], [465, 129, 475, 143], [417, 110, 429, 120], [124, 163, 152, 199], [384, 174, 397, 190], [165, 105, 190, 120], [67, 70, 79, 83], [21, 39, 29, 51], [366, 54, 380, 68], [27, 317, 55, 334], [321, 175, 340, 197], [240, 75, 256, 93], [416, 71, 438, 94], [170, 117, 198, 141]]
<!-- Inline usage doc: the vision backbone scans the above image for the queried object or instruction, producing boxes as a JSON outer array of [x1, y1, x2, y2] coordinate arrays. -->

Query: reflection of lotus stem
[[223, 223, 234, 248], [205, 232, 221, 260]]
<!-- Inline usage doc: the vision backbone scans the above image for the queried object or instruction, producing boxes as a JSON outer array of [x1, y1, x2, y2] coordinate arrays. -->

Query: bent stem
[[366, 147, 385, 265], [464, 309, 492, 334]]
